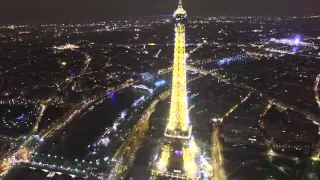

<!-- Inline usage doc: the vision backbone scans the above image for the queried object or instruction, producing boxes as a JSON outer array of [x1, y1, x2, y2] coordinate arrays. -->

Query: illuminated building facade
[[165, 0, 191, 139]]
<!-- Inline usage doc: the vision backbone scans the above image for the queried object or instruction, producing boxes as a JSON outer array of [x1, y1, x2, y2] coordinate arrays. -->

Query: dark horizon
[[0, 0, 319, 23]]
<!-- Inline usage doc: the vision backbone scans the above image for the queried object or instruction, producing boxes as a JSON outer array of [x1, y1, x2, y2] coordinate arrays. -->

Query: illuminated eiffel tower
[[152, 1, 201, 179], [164, 0, 191, 139]]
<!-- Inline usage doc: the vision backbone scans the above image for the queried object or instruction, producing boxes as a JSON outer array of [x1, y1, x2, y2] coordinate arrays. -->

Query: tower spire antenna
[[179, 0, 183, 6]]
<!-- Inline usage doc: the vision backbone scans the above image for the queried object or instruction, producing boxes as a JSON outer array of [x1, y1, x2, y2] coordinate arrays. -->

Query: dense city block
[[0, 2, 319, 180]]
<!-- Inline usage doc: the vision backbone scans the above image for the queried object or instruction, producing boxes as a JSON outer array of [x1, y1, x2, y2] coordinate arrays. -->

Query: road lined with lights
[[0, 81, 133, 177], [60, 50, 93, 91], [259, 103, 276, 156], [188, 65, 320, 123], [211, 126, 226, 180], [314, 74, 320, 109], [0, 66, 175, 178], [30, 103, 48, 135], [311, 74, 320, 161], [40, 83, 135, 139], [40, 68, 172, 139], [209, 90, 252, 179], [218, 92, 253, 123], [109, 74, 202, 179], [109, 92, 168, 179], [190, 65, 320, 165]]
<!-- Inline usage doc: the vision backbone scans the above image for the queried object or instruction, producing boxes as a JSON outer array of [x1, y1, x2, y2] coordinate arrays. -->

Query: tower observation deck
[[164, 0, 191, 139]]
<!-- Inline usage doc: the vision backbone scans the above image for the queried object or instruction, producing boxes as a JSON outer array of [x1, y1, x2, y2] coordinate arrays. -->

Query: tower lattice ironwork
[[165, 0, 191, 139], [155, 1, 200, 178]]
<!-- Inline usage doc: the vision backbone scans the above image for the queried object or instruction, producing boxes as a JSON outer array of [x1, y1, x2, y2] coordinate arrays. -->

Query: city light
[[267, 149, 277, 157], [269, 36, 314, 47], [61, 62, 67, 66], [1, 0, 319, 179], [154, 80, 166, 87], [132, 96, 145, 107], [166, 6, 190, 136], [157, 145, 171, 171], [53, 44, 80, 50], [294, 35, 302, 45], [108, 92, 115, 97], [217, 55, 250, 66], [132, 85, 154, 94], [16, 114, 24, 120], [182, 144, 198, 177]]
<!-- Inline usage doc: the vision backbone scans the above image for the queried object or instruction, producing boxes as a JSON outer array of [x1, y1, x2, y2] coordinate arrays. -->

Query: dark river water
[[39, 88, 137, 160], [5, 88, 145, 180], [4, 167, 85, 180]]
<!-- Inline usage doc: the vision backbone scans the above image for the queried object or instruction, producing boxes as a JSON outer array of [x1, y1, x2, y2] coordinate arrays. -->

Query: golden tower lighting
[[165, 0, 191, 139], [154, 2, 201, 179]]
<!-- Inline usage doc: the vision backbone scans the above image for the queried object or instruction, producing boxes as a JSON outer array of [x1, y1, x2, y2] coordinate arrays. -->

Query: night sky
[[1, 0, 319, 23]]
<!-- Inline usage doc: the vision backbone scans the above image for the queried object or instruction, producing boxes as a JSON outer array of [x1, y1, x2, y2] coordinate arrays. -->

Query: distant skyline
[[0, 0, 319, 23]]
